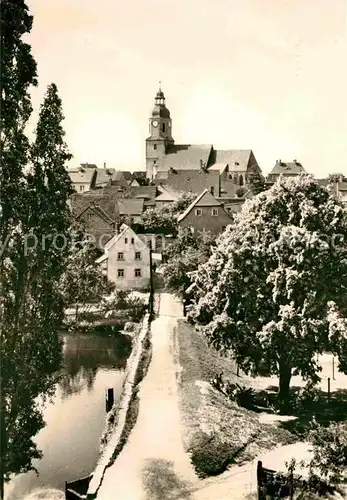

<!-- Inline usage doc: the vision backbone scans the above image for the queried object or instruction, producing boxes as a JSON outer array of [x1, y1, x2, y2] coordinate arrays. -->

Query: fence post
[[257, 460, 266, 500]]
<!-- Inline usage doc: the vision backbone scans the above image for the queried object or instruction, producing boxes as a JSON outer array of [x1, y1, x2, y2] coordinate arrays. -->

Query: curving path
[[96, 293, 197, 499]]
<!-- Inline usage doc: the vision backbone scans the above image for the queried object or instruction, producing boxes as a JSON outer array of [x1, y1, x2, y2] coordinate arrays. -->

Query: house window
[[195, 208, 202, 216], [135, 251, 141, 260], [79, 185, 85, 192], [239, 175, 244, 186], [154, 144, 157, 150], [229, 174, 233, 180], [118, 269, 124, 278], [135, 268, 142, 277], [131, 238, 134, 244], [87, 212, 92, 221], [222, 226, 226, 232], [212, 208, 219, 216], [117, 252, 124, 261], [125, 238, 128, 244]]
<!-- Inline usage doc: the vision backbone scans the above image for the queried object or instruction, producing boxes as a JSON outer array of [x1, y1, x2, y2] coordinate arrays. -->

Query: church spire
[[155, 81, 165, 106]]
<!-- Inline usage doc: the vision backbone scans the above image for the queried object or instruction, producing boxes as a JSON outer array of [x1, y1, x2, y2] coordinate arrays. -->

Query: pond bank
[[87, 312, 152, 499]]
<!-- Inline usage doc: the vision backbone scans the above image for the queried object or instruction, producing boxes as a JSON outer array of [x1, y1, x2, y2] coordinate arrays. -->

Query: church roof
[[212, 150, 252, 172], [177, 189, 221, 222], [159, 144, 213, 171]]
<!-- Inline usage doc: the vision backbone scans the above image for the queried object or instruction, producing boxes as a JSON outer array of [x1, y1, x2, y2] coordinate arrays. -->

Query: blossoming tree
[[188, 175, 347, 409]]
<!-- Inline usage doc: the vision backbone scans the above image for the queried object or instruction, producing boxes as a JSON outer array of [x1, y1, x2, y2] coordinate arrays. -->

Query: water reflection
[[5, 331, 132, 500], [60, 332, 132, 398]]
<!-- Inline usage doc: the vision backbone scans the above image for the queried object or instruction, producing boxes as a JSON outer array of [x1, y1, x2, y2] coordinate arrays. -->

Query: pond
[[4, 331, 132, 500]]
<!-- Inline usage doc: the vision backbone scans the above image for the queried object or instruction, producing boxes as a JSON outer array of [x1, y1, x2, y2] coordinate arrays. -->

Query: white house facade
[[96, 225, 150, 290]]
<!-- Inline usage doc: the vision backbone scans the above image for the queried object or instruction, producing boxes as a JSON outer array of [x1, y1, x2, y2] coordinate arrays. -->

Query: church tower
[[146, 86, 174, 180]]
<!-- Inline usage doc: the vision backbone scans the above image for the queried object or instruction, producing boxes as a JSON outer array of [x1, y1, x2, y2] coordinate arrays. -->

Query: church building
[[145, 87, 263, 189]]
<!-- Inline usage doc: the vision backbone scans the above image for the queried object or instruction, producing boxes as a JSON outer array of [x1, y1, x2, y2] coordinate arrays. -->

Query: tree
[[0, 3, 73, 495], [188, 175, 347, 410], [248, 170, 266, 195], [59, 228, 114, 322], [162, 228, 215, 296], [142, 191, 196, 236]]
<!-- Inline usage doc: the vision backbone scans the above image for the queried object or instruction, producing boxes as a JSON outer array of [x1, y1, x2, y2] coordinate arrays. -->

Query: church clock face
[[152, 120, 158, 127]]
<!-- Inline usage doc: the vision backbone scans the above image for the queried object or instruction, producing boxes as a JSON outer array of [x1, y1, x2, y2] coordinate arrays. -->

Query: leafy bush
[[189, 435, 233, 478], [100, 291, 147, 322], [308, 422, 347, 483]]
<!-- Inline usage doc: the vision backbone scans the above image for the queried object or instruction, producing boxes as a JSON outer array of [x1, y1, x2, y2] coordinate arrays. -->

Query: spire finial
[[159, 80, 162, 91]]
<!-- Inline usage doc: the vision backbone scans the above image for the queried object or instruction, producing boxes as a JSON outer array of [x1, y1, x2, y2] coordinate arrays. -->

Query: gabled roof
[[94, 168, 115, 186], [77, 203, 114, 224], [158, 144, 213, 171], [68, 169, 96, 186], [131, 171, 147, 186], [99, 224, 148, 256], [129, 185, 157, 200], [177, 189, 221, 222], [208, 162, 228, 173], [117, 199, 144, 215], [212, 150, 252, 172], [166, 169, 219, 194], [155, 185, 181, 202], [269, 160, 305, 175]]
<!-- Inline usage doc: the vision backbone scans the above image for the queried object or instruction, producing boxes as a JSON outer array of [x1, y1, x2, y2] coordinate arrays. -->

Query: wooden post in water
[[328, 377, 331, 401], [106, 388, 114, 412]]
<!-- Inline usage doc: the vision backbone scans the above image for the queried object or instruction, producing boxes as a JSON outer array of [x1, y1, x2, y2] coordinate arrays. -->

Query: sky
[[26, 0, 347, 176]]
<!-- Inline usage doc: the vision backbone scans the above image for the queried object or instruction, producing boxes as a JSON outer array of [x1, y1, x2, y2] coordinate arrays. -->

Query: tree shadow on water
[[141, 459, 192, 499]]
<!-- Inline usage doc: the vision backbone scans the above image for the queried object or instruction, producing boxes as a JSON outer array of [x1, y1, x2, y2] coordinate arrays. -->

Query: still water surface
[[5, 332, 132, 500]]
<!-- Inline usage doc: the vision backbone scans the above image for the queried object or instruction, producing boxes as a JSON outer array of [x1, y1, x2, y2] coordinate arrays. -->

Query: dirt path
[[96, 293, 197, 499]]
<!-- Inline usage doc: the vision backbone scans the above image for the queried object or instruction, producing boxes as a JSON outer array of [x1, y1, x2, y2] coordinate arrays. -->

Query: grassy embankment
[[175, 319, 295, 478]]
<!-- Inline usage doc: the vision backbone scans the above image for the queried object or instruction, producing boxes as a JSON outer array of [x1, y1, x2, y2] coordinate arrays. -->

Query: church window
[[210, 186, 214, 196], [162, 123, 166, 133], [154, 144, 157, 150], [239, 175, 244, 186]]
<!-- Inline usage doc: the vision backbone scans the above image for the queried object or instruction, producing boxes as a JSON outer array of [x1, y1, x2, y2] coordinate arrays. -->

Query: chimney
[[293, 159, 297, 164], [104, 162, 106, 169]]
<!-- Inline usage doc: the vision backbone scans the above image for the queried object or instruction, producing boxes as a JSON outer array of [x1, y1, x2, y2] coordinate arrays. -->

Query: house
[[165, 168, 220, 197], [94, 167, 115, 189], [267, 159, 306, 183], [117, 199, 144, 224], [96, 225, 150, 290], [68, 164, 97, 192], [70, 189, 120, 250], [177, 189, 232, 235], [145, 87, 263, 185]]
